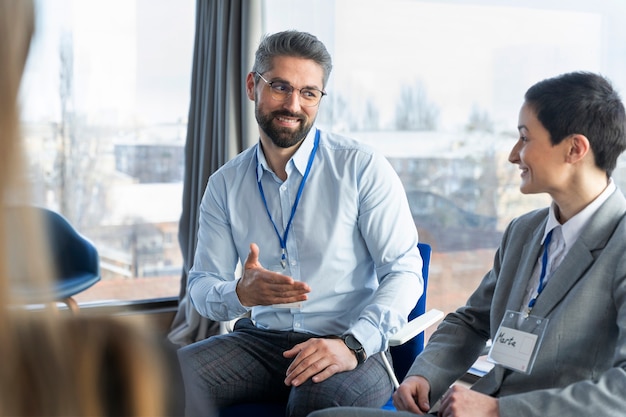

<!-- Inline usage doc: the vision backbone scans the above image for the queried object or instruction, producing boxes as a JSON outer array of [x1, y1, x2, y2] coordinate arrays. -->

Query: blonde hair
[[0, 0, 37, 308], [11, 316, 168, 417], [0, 1, 169, 415]]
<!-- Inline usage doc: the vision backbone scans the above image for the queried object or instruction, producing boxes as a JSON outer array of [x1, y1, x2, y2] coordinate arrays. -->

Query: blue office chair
[[5, 205, 101, 313], [219, 243, 442, 416]]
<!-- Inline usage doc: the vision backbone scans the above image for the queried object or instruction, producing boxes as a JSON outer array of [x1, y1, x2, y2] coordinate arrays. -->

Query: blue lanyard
[[255, 130, 320, 268], [527, 229, 553, 314]]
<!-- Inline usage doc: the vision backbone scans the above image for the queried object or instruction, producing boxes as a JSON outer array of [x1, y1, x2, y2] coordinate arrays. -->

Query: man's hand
[[236, 243, 311, 306], [438, 385, 499, 417], [283, 338, 357, 386], [392, 375, 432, 414]]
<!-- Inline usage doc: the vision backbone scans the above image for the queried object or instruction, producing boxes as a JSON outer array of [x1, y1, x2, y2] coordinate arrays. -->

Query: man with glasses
[[177, 30, 423, 417]]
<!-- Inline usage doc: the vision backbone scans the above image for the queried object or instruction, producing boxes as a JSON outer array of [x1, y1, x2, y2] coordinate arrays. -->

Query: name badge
[[269, 264, 302, 309], [488, 310, 548, 374]]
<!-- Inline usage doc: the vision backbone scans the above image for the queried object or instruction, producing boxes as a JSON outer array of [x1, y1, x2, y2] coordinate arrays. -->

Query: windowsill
[[77, 296, 179, 315], [16, 296, 179, 315]]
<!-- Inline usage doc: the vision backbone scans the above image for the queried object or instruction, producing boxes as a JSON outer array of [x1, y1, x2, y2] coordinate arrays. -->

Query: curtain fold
[[168, 0, 261, 347]]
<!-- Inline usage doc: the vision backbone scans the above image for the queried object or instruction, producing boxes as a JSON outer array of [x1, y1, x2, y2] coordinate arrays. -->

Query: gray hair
[[252, 30, 333, 87]]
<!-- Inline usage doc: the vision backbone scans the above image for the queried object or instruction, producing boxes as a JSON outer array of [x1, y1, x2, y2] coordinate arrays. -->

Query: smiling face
[[247, 56, 324, 149], [509, 102, 572, 197]]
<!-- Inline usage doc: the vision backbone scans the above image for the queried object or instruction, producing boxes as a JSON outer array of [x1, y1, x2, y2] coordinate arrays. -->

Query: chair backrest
[[5, 205, 100, 304], [389, 242, 431, 381], [39, 207, 101, 300]]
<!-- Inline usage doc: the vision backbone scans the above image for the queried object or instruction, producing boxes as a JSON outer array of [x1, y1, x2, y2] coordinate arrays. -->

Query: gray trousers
[[177, 318, 394, 417]]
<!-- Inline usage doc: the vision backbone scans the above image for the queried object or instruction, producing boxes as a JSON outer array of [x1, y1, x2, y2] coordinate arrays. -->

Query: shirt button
[[280, 185, 287, 192]]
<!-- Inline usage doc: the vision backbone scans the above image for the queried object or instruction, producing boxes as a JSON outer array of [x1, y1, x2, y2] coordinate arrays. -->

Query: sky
[[266, 0, 610, 132]]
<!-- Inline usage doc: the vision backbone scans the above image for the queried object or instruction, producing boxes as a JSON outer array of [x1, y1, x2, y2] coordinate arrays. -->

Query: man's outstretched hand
[[236, 243, 310, 307]]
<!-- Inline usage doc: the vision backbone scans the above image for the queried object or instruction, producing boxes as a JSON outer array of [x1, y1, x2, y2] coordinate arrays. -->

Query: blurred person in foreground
[[0, 1, 177, 415], [176, 30, 422, 417], [309, 72, 626, 417]]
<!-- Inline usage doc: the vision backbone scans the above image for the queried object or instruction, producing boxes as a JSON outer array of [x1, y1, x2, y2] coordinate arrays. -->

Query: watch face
[[344, 334, 362, 350]]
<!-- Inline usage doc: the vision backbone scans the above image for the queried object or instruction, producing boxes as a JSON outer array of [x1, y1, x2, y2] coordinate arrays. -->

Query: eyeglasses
[[255, 72, 326, 107]]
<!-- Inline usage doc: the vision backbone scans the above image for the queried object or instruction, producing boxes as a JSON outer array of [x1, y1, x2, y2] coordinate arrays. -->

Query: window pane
[[20, 0, 195, 303], [264, 0, 626, 317]]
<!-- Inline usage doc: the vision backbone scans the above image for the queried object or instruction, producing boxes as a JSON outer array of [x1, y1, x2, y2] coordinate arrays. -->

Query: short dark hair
[[252, 30, 333, 87], [524, 71, 626, 175]]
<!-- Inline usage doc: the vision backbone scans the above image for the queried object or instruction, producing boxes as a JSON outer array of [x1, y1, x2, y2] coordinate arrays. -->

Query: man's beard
[[256, 109, 314, 148]]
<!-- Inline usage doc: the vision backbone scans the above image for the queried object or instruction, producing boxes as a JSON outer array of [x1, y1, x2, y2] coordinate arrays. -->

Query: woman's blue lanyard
[[526, 229, 553, 316], [255, 130, 320, 269]]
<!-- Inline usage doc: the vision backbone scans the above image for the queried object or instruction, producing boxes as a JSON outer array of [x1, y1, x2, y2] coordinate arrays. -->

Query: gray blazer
[[408, 189, 626, 416]]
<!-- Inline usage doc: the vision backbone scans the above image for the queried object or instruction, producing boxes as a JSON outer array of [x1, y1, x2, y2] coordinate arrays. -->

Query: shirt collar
[[290, 128, 317, 176], [255, 128, 318, 179], [544, 177, 616, 246]]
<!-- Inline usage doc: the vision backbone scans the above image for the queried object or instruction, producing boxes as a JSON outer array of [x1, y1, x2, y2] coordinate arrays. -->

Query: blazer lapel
[[531, 245, 593, 317]]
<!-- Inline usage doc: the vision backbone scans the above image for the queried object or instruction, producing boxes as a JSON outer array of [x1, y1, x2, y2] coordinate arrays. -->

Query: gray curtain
[[168, 0, 261, 347]]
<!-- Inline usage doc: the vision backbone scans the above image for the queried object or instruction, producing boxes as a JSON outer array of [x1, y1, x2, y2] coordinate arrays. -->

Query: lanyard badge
[[488, 310, 549, 374], [489, 230, 552, 373]]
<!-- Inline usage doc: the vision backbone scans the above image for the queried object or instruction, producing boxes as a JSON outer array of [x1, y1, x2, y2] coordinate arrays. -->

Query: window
[[20, 0, 195, 303], [20, 0, 626, 310], [264, 0, 626, 316]]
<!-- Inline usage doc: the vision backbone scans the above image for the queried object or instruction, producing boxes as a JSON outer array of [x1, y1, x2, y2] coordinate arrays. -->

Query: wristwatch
[[343, 334, 367, 364]]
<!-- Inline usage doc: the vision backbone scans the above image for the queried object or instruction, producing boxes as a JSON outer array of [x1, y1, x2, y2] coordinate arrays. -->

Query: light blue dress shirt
[[188, 127, 423, 356]]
